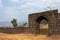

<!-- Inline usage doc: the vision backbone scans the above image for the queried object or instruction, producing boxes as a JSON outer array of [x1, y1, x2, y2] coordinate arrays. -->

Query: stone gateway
[[28, 9, 60, 35]]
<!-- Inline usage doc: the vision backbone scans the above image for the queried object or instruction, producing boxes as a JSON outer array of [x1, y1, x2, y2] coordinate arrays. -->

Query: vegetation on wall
[[22, 23, 27, 26]]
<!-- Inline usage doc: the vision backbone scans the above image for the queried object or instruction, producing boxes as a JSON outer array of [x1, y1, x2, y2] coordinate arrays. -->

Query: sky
[[0, 0, 60, 22]]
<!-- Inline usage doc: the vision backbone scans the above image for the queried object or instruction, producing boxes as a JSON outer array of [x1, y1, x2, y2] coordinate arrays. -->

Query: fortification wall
[[57, 13, 60, 34], [0, 27, 29, 34]]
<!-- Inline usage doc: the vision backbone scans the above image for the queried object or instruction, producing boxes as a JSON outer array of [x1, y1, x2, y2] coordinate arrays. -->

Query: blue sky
[[0, 0, 60, 22]]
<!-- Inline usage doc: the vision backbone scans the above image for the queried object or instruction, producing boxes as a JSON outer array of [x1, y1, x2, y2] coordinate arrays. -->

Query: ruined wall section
[[29, 10, 58, 34], [0, 27, 29, 34], [57, 13, 60, 34]]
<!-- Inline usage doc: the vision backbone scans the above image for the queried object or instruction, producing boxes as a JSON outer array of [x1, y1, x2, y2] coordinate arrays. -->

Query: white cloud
[[5, 7, 14, 15], [55, 0, 60, 2], [42, 0, 60, 9], [18, 0, 58, 10], [10, 0, 19, 3], [19, 1, 51, 9], [0, 0, 2, 7], [15, 0, 59, 14], [4, 7, 15, 21], [42, 0, 60, 2], [20, 2, 32, 8], [43, 0, 48, 1], [0, 7, 14, 21], [4, 7, 20, 21]]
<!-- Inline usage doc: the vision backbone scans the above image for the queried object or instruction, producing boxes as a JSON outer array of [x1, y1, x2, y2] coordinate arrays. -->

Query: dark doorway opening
[[37, 16, 48, 35]]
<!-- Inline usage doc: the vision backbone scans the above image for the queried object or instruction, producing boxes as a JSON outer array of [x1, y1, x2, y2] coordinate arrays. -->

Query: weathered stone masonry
[[28, 9, 60, 35]]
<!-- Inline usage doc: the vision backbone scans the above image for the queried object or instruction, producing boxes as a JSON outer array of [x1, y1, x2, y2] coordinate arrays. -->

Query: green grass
[[40, 29, 48, 35]]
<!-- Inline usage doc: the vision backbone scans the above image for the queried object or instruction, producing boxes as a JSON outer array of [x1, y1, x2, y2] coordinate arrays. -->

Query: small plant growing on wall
[[22, 23, 27, 26], [11, 19, 17, 28]]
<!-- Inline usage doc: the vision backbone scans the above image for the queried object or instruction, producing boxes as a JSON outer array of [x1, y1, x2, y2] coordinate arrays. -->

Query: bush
[[11, 19, 17, 28]]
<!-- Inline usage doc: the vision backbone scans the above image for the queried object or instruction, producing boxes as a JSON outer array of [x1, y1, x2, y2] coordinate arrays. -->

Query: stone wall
[[57, 13, 60, 34], [28, 9, 59, 35], [0, 27, 29, 34]]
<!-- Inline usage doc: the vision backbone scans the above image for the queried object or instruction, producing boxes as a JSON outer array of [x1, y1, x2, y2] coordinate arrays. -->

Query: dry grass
[[0, 33, 60, 40]]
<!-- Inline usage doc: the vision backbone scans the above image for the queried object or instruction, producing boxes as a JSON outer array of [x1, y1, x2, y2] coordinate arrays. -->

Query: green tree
[[11, 19, 17, 28]]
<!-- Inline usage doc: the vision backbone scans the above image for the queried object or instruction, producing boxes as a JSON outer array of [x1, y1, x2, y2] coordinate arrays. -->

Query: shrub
[[11, 19, 17, 28]]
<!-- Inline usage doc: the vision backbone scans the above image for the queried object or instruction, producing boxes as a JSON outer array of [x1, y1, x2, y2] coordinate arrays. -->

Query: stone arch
[[36, 16, 48, 23], [29, 10, 58, 35]]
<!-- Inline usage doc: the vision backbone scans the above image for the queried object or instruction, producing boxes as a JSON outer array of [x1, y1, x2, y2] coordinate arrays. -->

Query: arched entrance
[[36, 16, 48, 35], [29, 10, 58, 35]]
